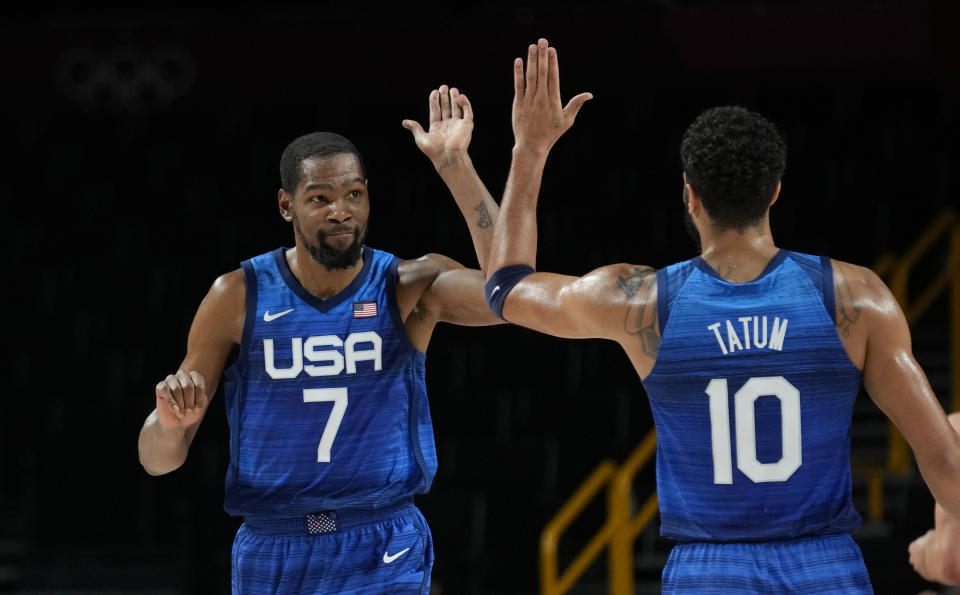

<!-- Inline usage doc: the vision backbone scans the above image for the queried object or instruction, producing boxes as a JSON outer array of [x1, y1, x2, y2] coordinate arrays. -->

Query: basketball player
[[909, 411, 960, 586], [457, 38, 960, 592], [137, 85, 499, 594]]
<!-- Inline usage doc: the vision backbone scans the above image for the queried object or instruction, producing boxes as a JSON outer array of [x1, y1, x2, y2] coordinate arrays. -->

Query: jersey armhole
[[820, 256, 836, 323], [656, 267, 669, 334], [386, 256, 422, 355], [239, 259, 258, 360]]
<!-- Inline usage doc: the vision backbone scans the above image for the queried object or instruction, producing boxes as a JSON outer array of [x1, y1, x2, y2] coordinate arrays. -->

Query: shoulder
[[188, 268, 246, 347], [830, 258, 906, 352], [562, 263, 657, 307], [831, 259, 880, 286], [394, 253, 467, 316], [831, 259, 897, 311], [197, 268, 247, 325], [574, 263, 660, 366], [397, 253, 464, 284], [209, 268, 246, 301], [599, 263, 657, 294]]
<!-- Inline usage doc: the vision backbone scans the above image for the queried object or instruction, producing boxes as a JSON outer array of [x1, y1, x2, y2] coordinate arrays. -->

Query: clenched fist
[[155, 370, 207, 428]]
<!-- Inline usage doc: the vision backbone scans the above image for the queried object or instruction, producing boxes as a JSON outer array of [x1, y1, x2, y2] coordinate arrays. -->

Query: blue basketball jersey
[[221, 246, 437, 518], [641, 250, 862, 542]]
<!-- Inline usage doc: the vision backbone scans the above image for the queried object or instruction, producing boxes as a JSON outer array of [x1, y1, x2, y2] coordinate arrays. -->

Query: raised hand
[[403, 84, 475, 171], [155, 369, 207, 428], [512, 38, 592, 154]]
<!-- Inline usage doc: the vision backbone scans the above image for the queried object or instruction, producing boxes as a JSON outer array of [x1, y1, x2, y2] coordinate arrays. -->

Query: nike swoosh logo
[[263, 308, 294, 322], [491, 285, 501, 295], [382, 547, 411, 564]]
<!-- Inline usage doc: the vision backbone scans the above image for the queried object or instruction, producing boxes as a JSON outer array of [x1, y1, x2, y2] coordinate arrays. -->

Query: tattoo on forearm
[[474, 201, 492, 229], [617, 267, 660, 359], [834, 267, 861, 337]]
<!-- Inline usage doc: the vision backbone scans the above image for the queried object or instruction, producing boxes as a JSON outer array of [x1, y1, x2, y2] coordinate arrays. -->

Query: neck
[[698, 220, 778, 283], [286, 244, 364, 299]]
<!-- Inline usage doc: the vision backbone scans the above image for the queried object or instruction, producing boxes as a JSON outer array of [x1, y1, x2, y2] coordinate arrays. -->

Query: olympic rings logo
[[55, 45, 196, 112]]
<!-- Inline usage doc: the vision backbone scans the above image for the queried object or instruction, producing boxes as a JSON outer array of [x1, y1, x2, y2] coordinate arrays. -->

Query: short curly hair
[[280, 132, 367, 194], [680, 106, 786, 231]]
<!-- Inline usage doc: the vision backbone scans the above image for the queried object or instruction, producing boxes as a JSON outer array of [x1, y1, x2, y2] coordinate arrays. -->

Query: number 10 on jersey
[[705, 376, 801, 484]]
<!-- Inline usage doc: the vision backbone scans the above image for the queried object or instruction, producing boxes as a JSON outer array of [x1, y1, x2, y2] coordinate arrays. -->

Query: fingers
[[155, 370, 208, 420], [189, 370, 208, 410], [547, 46, 560, 101], [175, 370, 195, 410], [156, 378, 182, 419], [401, 119, 426, 137], [428, 89, 440, 125], [450, 87, 462, 119], [524, 43, 537, 96], [457, 93, 473, 121], [512, 57, 524, 108], [563, 92, 594, 123], [439, 84, 451, 120], [536, 38, 548, 94]]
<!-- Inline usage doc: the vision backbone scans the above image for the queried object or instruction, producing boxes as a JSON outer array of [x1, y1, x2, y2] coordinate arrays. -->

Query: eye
[[310, 194, 329, 204], [348, 190, 362, 199]]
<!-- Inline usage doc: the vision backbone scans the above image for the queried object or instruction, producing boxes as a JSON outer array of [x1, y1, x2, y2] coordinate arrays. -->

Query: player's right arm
[[835, 260, 960, 519], [137, 269, 245, 475], [908, 411, 960, 585], [476, 39, 661, 375]]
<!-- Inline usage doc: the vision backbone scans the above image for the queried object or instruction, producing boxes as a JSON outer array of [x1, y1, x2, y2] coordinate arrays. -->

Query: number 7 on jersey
[[303, 388, 348, 462]]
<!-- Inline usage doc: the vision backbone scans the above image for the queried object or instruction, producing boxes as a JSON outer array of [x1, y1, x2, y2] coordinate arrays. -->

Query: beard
[[682, 187, 701, 252], [294, 215, 367, 270]]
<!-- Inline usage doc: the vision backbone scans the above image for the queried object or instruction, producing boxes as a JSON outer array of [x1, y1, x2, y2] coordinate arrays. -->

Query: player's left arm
[[397, 253, 504, 351]]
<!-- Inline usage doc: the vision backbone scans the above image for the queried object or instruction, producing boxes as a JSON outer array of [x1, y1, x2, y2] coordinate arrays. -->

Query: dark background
[[1, 1, 958, 593]]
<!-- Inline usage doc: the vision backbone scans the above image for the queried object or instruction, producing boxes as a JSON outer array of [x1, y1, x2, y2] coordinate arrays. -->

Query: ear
[[684, 183, 702, 215], [769, 181, 781, 207], [278, 188, 294, 222]]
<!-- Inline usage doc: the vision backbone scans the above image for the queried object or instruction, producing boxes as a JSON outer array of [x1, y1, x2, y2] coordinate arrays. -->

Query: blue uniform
[[641, 250, 873, 593], [221, 246, 436, 594]]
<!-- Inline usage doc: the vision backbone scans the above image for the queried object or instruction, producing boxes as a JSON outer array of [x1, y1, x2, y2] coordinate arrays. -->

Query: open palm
[[403, 84, 474, 166]]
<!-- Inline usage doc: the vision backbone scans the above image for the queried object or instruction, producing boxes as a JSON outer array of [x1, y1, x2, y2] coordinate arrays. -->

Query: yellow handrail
[[609, 431, 658, 594], [540, 460, 618, 595], [540, 432, 658, 595]]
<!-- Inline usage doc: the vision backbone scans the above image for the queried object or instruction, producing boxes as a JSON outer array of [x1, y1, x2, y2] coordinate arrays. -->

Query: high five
[[455, 38, 960, 593]]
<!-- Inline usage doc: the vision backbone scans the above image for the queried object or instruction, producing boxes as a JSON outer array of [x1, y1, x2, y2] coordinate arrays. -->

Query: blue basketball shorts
[[661, 533, 873, 594], [231, 500, 433, 595]]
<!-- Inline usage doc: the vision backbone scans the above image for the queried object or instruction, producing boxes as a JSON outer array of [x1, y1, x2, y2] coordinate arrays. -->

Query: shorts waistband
[[242, 499, 414, 536]]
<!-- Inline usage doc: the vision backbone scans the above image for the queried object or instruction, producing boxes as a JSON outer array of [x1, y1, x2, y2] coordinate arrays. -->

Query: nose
[[326, 199, 352, 223]]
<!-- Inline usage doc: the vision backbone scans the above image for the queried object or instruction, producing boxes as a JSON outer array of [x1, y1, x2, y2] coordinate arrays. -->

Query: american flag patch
[[353, 301, 378, 318]]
